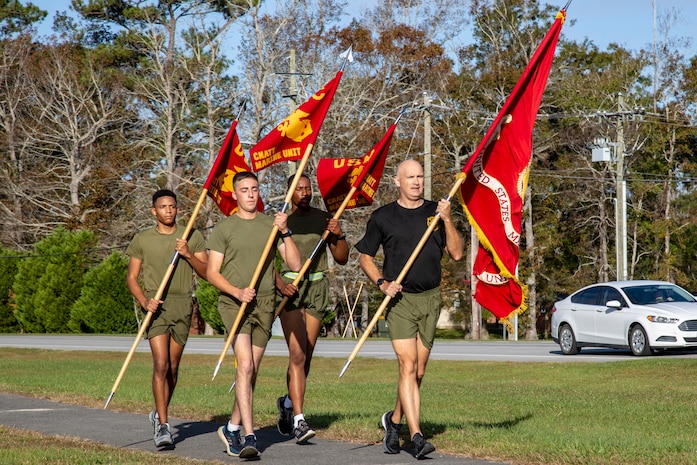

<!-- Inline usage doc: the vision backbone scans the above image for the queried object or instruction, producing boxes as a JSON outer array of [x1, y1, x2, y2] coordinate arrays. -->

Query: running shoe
[[276, 395, 293, 435], [154, 423, 173, 447], [293, 418, 316, 444], [239, 434, 259, 458], [381, 411, 401, 454], [412, 432, 435, 459], [217, 425, 242, 457]]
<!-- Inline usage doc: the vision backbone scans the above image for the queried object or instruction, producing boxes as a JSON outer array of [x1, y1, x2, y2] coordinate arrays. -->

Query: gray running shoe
[[148, 410, 159, 436], [153, 423, 173, 447], [276, 395, 293, 435], [239, 434, 259, 458], [381, 411, 401, 454], [217, 425, 242, 457], [412, 432, 435, 459], [293, 419, 316, 444]]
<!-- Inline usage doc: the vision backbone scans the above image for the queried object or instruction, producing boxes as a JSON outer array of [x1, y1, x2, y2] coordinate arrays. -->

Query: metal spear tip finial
[[104, 392, 115, 410], [339, 359, 352, 378], [212, 361, 222, 381]]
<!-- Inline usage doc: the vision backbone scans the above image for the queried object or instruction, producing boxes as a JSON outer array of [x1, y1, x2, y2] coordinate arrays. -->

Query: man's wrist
[[376, 277, 386, 291], [279, 228, 293, 238]]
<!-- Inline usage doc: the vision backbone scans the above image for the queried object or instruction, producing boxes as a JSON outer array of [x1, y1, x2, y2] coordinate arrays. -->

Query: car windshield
[[621, 284, 697, 305]]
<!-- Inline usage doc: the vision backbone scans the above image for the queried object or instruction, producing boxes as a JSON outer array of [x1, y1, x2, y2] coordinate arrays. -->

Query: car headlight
[[646, 315, 679, 324]]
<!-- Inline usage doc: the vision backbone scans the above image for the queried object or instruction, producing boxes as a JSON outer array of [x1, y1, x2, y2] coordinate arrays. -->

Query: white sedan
[[550, 280, 697, 356]]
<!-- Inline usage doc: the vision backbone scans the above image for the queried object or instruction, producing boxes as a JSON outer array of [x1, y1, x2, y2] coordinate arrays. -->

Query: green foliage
[[68, 252, 136, 334], [195, 279, 223, 334], [0, 0, 47, 37], [13, 228, 95, 333], [0, 246, 19, 332]]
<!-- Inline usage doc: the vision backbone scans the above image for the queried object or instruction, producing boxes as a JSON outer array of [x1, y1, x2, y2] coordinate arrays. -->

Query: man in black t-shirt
[[355, 159, 464, 459]]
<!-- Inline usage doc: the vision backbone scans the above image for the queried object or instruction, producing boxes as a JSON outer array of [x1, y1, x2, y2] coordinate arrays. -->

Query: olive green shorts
[[385, 287, 441, 350], [143, 293, 193, 347], [218, 293, 275, 349], [277, 274, 329, 322]]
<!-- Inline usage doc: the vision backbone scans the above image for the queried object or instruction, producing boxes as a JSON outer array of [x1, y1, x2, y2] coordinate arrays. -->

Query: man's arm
[[437, 198, 464, 261], [126, 257, 161, 313], [358, 253, 402, 298], [175, 238, 208, 279], [275, 269, 298, 297], [326, 218, 349, 265], [275, 212, 302, 271]]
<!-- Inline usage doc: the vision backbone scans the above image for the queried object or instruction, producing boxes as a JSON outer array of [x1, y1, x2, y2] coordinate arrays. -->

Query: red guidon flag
[[205, 120, 263, 215], [459, 8, 566, 321], [249, 71, 343, 172], [316, 122, 395, 213]]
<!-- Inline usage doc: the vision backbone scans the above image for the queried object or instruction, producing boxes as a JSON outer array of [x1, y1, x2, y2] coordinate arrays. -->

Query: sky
[[27, 0, 697, 59]]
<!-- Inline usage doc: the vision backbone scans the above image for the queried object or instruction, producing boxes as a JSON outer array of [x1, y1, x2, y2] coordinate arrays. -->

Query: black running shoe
[[239, 434, 259, 458], [381, 411, 401, 454], [217, 425, 242, 457], [276, 395, 293, 435], [412, 432, 435, 459], [293, 419, 316, 444]]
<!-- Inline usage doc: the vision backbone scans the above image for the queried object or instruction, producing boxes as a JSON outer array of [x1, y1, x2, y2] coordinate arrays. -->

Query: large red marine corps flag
[[249, 71, 343, 172], [316, 121, 396, 213], [459, 7, 566, 321], [205, 119, 263, 215]]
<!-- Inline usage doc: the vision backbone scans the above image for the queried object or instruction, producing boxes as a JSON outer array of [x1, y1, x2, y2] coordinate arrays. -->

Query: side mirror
[[605, 300, 622, 309]]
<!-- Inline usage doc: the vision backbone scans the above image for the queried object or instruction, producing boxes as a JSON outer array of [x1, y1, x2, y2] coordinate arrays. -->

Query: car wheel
[[629, 325, 652, 356], [559, 324, 579, 355]]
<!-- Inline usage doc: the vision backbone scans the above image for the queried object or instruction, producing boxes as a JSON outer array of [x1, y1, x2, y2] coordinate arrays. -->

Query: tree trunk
[[524, 187, 537, 340]]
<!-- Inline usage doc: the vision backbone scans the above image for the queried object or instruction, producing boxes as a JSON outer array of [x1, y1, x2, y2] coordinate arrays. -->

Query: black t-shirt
[[355, 200, 446, 293]]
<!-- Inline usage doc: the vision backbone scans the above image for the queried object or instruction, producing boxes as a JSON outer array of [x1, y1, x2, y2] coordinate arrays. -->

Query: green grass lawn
[[1, 345, 697, 465]]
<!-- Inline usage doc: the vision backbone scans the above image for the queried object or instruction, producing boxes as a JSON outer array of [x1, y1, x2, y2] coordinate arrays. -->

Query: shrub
[[69, 252, 137, 333], [13, 228, 95, 333], [195, 279, 223, 334], [0, 247, 19, 332]]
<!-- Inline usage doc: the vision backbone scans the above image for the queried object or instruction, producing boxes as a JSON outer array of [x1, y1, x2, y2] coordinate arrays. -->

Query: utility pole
[[616, 93, 627, 281], [591, 94, 644, 281], [423, 92, 432, 200]]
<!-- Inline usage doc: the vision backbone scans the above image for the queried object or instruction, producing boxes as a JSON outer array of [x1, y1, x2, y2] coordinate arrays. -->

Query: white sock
[[227, 421, 241, 432], [293, 413, 305, 428], [284, 395, 293, 410]]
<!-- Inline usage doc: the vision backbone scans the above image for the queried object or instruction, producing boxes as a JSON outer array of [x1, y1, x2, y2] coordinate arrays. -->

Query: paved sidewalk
[[0, 393, 509, 464]]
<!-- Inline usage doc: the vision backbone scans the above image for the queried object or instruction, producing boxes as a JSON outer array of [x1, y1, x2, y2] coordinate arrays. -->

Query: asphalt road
[[4, 334, 697, 362]]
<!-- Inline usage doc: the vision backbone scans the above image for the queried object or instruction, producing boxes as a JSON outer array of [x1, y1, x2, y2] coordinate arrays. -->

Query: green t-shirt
[[207, 214, 281, 298], [283, 207, 331, 274], [125, 225, 205, 297]]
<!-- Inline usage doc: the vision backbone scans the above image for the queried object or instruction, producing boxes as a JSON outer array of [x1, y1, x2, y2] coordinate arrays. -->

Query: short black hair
[[152, 189, 177, 206], [233, 171, 258, 187], [287, 173, 310, 188]]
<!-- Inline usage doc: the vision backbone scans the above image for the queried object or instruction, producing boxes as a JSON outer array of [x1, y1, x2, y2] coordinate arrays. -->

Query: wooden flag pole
[[104, 188, 209, 409], [338, 177, 464, 378], [211, 144, 314, 380]]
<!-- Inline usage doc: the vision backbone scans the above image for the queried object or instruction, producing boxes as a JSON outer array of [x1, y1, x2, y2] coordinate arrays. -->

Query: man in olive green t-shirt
[[207, 172, 301, 459], [126, 189, 208, 448], [274, 174, 348, 443]]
